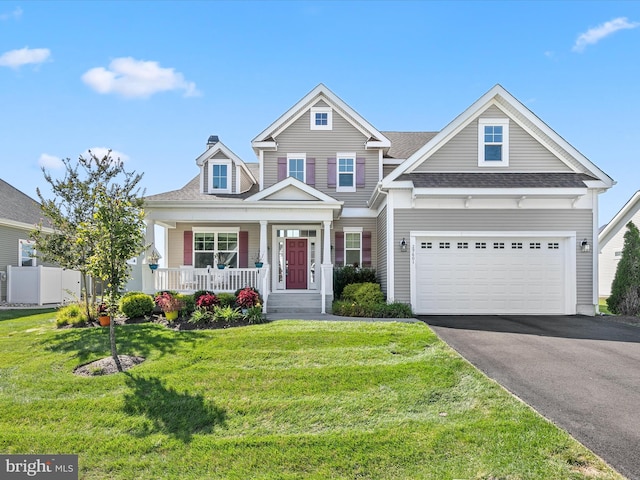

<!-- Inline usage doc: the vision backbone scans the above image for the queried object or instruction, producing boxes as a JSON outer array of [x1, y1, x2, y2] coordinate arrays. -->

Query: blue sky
[[1, 1, 639, 225]]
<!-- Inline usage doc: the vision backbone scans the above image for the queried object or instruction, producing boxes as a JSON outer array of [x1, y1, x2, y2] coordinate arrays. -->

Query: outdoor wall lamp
[[148, 249, 160, 272], [400, 238, 407, 252], [581, 239, 591, 253]]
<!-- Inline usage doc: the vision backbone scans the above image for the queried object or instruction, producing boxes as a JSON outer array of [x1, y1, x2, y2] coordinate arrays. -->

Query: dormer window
[[310, 107, 332, 130], [478, 118, 509, 167], [208, 160, 231, 193]]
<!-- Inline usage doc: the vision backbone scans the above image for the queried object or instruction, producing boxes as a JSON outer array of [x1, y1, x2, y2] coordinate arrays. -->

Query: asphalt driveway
[[421, 315, 640, 480]]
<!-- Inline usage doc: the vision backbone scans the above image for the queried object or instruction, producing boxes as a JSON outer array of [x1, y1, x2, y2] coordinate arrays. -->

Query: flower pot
[[217, 264, 225, 270], [165, 310, 179, 321], [98, 315, 111, 327], [255, 262, 263, 268]]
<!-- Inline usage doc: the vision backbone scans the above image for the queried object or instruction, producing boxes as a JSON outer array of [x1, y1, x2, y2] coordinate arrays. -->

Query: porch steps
[[267, 292, 326, 315]]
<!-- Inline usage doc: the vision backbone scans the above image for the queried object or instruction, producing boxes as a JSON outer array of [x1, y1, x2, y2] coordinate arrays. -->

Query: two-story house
[[142, 84, 613, 316]]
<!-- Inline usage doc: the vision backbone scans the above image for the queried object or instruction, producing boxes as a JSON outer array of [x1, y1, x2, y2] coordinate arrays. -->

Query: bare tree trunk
[[109, 319, 123, 372]]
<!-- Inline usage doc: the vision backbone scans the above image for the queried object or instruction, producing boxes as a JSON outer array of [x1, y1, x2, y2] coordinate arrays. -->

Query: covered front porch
[[142, 178, 343, 314]]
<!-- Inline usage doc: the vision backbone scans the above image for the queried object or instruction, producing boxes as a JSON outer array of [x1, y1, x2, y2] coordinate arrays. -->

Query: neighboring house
[[598, 191, 640, 298], [0, 179, 48, 301], [142, 84, 614, 315]]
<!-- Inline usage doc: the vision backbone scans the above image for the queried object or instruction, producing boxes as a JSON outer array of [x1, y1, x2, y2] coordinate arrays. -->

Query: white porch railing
[[153, 267, 269, 296]]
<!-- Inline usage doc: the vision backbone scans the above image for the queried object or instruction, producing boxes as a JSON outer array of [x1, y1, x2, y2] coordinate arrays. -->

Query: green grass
[[0, 311, 622, 479]]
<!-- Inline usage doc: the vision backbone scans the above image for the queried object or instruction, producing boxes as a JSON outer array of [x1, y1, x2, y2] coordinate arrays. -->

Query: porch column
[[321, 220, 333, 314], [142, 219, 156, 294], [259, 220, 269, 266]]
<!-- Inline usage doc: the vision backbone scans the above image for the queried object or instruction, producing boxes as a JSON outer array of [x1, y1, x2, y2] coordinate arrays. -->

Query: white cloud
[[81, 57, 200, 99], [38, 154, 64, 170], [573, 17, 640, 52], [0, 47, 51, 69], [84, 148, 130, 163], [0, 7, 22, 21]]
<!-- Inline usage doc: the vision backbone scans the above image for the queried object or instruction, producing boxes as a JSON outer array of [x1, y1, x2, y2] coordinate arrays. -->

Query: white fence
[[7, 266, 81, 305]]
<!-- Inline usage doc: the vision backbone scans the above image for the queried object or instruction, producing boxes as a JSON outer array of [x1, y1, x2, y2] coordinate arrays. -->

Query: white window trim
[[19, 239, 36, 267], [208, 160, 232, 193], [343, 227, 362, 267], [191, 229, 240, 268], [478, 118, 509, 167], [287, 153, 306, 182], [310, 107, 332, 130], [336, 152, 356, 192]]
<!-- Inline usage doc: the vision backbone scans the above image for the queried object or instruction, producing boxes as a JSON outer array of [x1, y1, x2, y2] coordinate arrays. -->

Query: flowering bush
[[236, 287, 260, 309], [154, 292, 183, 313], [196, 293, 220, 310]]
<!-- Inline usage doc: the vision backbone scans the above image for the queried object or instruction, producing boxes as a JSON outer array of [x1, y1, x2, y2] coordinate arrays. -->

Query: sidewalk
[[266, 312, 419, 323]]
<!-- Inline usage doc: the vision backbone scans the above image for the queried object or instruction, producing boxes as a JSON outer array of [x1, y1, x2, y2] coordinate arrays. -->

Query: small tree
[[32, 152, 130, 320], [82, 168, 146, 371], [607, 221, 640, 315]]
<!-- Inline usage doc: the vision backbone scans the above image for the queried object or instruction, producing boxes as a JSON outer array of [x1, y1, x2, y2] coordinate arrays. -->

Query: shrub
[[56, 303, 88, 327], [213, 305, 242, 323], [608, 221, 640, 315], [193, 290, 215, 302], [236, 287, 260, 309], [217, 293, 236, 307], [119, 293, 154, 319], [189, 308, 214, 324], [342, 282, 384, 305], [371, 302, 413, 318], [177, 293, 196, 315], [334, 266, 377, 299], [196, 293, 219, 311], [245, 305, 266, 324]]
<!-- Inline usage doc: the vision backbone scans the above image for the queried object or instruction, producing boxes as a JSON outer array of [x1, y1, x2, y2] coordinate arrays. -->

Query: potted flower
[[154, 292, 183, 321], [254, 252, 264, 268], [215, 252, 226, 269], [97, 303, 110, 327]]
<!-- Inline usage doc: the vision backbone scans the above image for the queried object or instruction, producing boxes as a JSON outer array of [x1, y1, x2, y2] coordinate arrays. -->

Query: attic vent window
[[310, 107, 332, 130]]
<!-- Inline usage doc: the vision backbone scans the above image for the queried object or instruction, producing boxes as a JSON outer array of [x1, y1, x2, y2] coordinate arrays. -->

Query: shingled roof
[[381, 131, 438, 159], [0, 179, 47, 227], [145, 174, 260, 202], [397, 172, 598, 188]]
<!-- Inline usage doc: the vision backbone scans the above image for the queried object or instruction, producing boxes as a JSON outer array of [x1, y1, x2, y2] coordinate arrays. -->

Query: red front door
[[286, 238, 307, 289]]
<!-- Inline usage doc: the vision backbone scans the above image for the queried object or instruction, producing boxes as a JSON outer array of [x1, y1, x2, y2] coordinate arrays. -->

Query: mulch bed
[[73, 355, 145, 376]]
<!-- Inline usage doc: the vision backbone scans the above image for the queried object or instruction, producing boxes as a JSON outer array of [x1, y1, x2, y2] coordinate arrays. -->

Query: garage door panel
[[415, 236, 568, 315]]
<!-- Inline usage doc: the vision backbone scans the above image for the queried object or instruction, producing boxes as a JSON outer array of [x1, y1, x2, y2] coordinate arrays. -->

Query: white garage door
[[414, 236, 570, 315]]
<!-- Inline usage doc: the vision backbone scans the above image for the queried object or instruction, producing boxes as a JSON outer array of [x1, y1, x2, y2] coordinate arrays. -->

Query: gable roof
[[145, 175, 259, 202], [246, 176, 342, 206], [195, 140, 257, 184], [382, 84, 614, 189], [599, 191, 640, 248], [0, 179, 48, 229], [251, 83, 390, 151]]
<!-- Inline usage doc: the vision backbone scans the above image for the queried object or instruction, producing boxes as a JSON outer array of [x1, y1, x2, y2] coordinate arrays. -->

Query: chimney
[[207, 135, 219, 146]]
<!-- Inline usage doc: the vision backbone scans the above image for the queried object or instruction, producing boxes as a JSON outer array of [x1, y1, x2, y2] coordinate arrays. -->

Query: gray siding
[[393, 209, 593, 306], [376, 207, 388, 295], [332, 218, 377, 267], [240, 168, 253, 193], [414, 105, 573, 173], [264, 109, 378, 208], [0, 225, 52, 301]]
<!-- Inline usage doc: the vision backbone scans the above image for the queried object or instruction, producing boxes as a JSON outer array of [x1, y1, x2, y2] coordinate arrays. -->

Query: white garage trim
[[410, 231, 577, 315]]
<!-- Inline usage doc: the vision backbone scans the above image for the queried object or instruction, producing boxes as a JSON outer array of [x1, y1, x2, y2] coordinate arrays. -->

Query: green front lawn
[[0, 311, 621, 479]]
